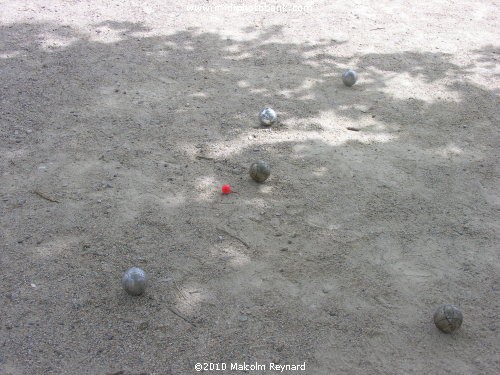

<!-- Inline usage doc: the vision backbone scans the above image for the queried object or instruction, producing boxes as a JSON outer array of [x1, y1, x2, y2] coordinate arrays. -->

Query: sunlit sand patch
[[225, 44, 240, 53], [193, 175, 218, 200], [324, 130, 397, 145], [0, 51, 22, 59], [237, 80, 250, 88], [279, 78, 323, 98], [434, 143, 463, 158], [189, 92, 208, 98], [220, 245, 251, 267], [205, 122, 396, 159], [257, 184, 274, 194], [349, 104, 374, 113], [3, 148, 28, 159], [163, 41, 178, 48], [225, 52, 252, 60], [298, 93, 316, 100], [312, 166, 328, 177], [129, 30, 159, 39], [249, 88, 268, 94], [300, 78, 324, 90], [378, 71, 461, 102], [40, 34, 78, 50], [279, 89, 294, 99]]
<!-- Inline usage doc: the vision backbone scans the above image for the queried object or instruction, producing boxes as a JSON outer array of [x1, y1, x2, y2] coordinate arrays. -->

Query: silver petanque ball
[[259, 107, 277, 126], [433, 304, 463, 333], [122, 267, 147, 296], [342, 69, 358, 87]]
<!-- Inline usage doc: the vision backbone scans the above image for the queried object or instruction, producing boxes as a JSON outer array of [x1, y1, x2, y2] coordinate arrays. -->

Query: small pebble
[[238, 314, 248, 322], [73, 303, 82, 312]]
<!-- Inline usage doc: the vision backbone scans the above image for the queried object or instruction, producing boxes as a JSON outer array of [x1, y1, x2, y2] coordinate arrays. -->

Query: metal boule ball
[[249, 160, 271, 183], [342, 69, 358, 87], [433, 304, 463, 333], [259, 107, 277, 126], [122, 267, 147, 296]]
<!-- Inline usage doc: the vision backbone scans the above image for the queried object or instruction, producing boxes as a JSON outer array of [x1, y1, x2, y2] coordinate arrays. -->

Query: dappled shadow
[[471, 44, 500, 68], [1, 21, 499, 374], [357, 51, 470, 82]]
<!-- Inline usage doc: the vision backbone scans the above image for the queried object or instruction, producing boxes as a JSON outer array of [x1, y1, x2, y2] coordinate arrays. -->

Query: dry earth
[[1, 1, 499, 374]]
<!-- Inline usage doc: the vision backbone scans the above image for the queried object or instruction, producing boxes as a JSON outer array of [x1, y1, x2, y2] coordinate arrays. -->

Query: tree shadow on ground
[[1, 22, 499, 374]]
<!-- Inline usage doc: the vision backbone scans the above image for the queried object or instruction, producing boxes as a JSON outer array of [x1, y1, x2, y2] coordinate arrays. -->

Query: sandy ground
[[1, 1, 499, 374]]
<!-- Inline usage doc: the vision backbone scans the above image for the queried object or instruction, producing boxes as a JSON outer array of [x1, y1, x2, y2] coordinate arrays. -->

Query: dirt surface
[[1, 1, 499, 374]]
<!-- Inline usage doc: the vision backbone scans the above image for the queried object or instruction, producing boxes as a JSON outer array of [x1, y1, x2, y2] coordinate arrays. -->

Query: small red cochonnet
[[221, 184, 232, 194]]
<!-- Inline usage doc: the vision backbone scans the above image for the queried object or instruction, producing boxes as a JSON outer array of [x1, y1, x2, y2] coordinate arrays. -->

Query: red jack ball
[[221, 184, 232, 194]]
